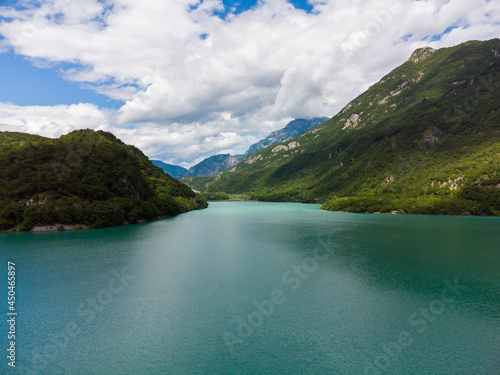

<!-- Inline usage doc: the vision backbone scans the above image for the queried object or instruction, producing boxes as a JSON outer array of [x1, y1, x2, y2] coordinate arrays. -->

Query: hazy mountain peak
[[151, 160, 188, 178], [244, 117, 328, 156]]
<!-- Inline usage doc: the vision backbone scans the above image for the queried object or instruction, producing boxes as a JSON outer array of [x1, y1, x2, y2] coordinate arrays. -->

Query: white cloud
[[0, 102, 109, 137], [0, 0, 498, 166]]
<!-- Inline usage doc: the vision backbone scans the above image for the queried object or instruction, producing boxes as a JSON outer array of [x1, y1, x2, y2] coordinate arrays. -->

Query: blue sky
[[0, 0, 498, 167], [0, 0, 313, 109], [214, 0, 313, 17], [0, 53, 116, 106]]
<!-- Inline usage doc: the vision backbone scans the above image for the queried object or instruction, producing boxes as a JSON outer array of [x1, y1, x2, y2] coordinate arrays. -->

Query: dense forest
[[0, 129, 207, 231]]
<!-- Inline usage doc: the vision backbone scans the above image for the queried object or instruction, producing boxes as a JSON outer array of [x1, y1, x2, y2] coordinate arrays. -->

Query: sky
[[0, 0, 498, 167]]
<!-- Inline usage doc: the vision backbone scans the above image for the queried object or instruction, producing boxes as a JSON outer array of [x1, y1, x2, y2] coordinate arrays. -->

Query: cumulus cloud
[[0, 0, 498, 165], [0, 102, 110, 136]]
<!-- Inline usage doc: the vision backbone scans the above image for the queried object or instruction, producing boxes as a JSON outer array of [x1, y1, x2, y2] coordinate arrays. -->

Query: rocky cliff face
[[408, 46, 435, 63]]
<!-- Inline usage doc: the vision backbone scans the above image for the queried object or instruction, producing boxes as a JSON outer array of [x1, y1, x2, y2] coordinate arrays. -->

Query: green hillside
[[189, 39, 500, 216], [0, 129, 208, 231]]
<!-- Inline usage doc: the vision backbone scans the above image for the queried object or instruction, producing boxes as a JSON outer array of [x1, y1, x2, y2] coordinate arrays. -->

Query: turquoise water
[[0, 202, 499, 374]]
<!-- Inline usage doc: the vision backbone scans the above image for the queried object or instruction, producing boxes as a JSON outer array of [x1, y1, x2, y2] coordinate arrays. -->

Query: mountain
[[151, 160, 188, 178], [0, 129, 208, 231], [183, 118, 328, 177], [185, 154, 244, 177], [189, 39, 500, 216], [244, 117, 329, 156]]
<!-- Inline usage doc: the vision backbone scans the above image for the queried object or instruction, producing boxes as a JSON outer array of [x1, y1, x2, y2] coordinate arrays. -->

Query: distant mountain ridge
[[182, 117, 328, 177], [185, 154, 244, 177], [151, 160, 188, 178]]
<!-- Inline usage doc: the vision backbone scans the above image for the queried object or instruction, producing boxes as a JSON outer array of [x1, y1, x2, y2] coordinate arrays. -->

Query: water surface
[[0, 202, 499, 374]]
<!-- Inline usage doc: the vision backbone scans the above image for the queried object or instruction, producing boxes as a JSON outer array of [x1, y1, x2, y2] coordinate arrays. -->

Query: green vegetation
[[185, 39, 500, 216], [0, 129, 208, 231]]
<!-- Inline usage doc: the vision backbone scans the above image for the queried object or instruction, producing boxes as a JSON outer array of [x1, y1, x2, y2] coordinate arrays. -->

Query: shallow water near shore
[[0, 201, 499, 374]]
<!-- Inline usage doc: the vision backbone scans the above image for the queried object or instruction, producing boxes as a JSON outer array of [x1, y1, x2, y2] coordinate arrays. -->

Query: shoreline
[[2, 216, 170, 233], [31, 224, 90, 232]]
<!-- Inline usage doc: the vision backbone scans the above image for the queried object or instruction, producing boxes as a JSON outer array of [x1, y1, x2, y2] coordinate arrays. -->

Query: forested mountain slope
[[193, 39, 500, 216]]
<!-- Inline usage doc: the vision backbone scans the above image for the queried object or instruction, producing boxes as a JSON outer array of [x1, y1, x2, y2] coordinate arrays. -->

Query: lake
[[0, 201, 499, 374]]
